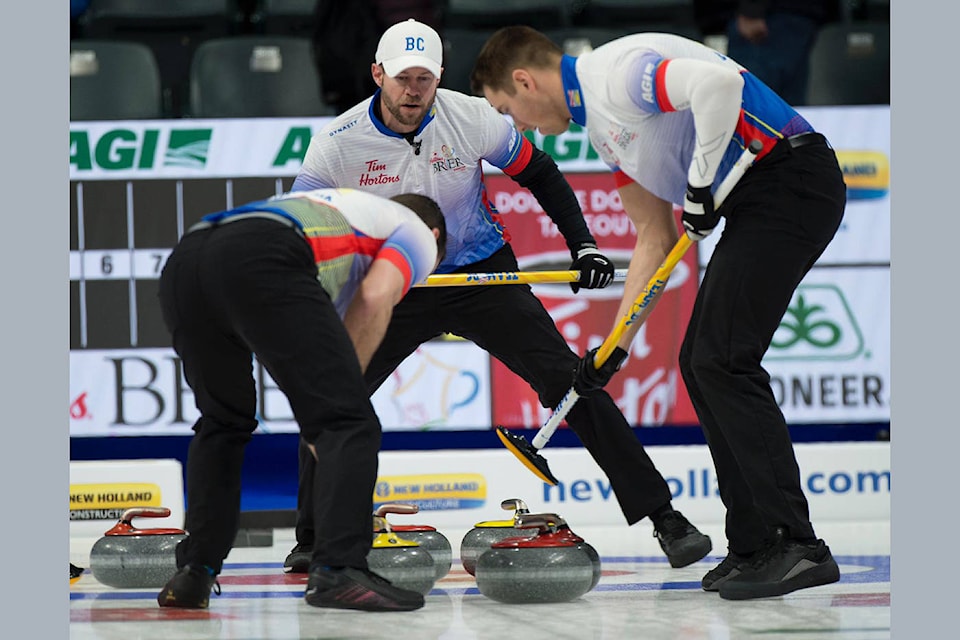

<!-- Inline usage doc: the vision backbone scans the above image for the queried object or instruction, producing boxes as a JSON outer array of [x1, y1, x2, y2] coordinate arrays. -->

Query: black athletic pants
[[679, 137, 846, 555], [295, 243, 674, 544], [158, 218, 380, 573]]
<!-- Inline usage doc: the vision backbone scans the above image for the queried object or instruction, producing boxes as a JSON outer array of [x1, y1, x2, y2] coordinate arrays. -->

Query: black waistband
[[186, 211, 304, 237], [786, 131, 829, 150]]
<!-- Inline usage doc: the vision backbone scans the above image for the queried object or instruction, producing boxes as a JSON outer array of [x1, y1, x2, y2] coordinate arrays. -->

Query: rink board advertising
[[69, 106, 890, 436]]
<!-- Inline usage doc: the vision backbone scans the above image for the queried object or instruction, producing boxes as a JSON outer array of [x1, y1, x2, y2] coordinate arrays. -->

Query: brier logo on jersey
[[429, 144, 466, 173]]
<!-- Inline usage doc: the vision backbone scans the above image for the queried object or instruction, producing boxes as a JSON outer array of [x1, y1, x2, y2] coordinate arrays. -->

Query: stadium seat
[[543, 27, 633, 54], [446, 0, 571, 30], [441, 28, 498, 95], [806, 21, 890, 106], [254, 0, 317, 37], [79, 0, 242, 117], [189, 36, 336, 118], [70, 40, 163, 121], [578, 0, 699, 38], [851, 0, 889, 22], [440, 26, 654, 96]]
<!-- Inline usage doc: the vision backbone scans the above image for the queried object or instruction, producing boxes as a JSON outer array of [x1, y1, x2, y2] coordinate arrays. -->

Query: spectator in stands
[[311, 0, 447, 114], [694, 1, 841, 106]]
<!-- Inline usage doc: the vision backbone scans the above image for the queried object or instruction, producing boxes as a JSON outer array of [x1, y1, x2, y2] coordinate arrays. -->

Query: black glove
[[681, 183, 719, 241], [568, 243, 615, 293], [572, 346, 629, 397]]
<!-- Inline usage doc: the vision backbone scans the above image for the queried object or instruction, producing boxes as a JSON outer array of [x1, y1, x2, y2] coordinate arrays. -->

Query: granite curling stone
[[376, 503, 452, 581], [459, 497, 531, 576], [474, 512, 601, 604], [367, 506, 437, 595], [89, 507, 186, 588]]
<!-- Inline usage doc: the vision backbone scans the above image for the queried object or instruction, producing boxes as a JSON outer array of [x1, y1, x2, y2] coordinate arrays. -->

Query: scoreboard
[[69, 177, 293, 350]]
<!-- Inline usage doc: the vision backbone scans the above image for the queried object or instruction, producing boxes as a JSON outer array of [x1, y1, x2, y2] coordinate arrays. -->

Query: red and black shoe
[[304, 566, 424, 612]]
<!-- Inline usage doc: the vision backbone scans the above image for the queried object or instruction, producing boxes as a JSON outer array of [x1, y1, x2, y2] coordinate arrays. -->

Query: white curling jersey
[[566, 33, 815, 205], [292, 89, 538, 273], [201, 188, 438, 317]]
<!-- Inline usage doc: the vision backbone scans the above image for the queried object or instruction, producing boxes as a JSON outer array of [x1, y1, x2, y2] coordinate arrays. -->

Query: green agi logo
[[70, 128, 213, 170], [164, 130, 212, 168], [768, 284, 866, 361]]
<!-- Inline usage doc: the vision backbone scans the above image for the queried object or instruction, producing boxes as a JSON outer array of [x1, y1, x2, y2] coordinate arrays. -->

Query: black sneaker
[[304, 566, 425, 612], [653, 510, 713, 568], [157, 565, 221, 609], [718, 529, 840, 600], [701, 551, 750, 591], [70, 563, 85, 584], [284, 543, 313, 574]]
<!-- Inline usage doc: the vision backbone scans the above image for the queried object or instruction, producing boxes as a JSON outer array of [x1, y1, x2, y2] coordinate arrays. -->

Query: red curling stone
[[89, 507, 186, 588], [474, 512, 601, 604]]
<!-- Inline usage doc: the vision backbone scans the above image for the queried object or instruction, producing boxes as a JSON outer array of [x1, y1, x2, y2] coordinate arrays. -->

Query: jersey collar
[[560, 55, 586, 127], [368, 89, 437, 138]]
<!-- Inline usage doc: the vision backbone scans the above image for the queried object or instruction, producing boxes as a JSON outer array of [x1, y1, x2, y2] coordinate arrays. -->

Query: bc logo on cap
[[405, 37, 426, 52]]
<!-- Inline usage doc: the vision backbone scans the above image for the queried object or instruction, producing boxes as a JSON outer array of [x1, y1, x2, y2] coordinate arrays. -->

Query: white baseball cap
[[375, 19, 443, 78]]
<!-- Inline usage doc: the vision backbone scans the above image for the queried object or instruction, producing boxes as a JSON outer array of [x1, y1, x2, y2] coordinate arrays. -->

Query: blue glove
[[681, 183, 719, 241], [572, 346, 629, 396], [568, 243, 615, 293]]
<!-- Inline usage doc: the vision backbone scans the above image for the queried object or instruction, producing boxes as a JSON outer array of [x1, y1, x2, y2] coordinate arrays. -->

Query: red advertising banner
[[483, 172, 699, 429]]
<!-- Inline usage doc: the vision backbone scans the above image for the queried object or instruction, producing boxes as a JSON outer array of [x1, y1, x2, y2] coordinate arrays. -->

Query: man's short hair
[[390, 193, 447, 263], [471, 26, 562, 95]]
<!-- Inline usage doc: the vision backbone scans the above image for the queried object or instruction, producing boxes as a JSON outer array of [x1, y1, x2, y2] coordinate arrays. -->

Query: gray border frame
[[891, 0, 945, 635], [4, 2, 67, 635]]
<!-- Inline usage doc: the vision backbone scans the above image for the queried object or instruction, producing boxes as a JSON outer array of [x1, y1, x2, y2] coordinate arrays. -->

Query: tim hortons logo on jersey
[[359, 159, 401, 186], [430, 145, 466, 173]]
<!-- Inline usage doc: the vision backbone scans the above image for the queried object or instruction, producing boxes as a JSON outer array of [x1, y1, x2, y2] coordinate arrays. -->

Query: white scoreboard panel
[[70, 249, 174, 282]]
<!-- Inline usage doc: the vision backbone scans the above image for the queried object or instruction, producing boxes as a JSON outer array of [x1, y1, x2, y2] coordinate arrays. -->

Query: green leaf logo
[[768, 284, 865, 361]]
